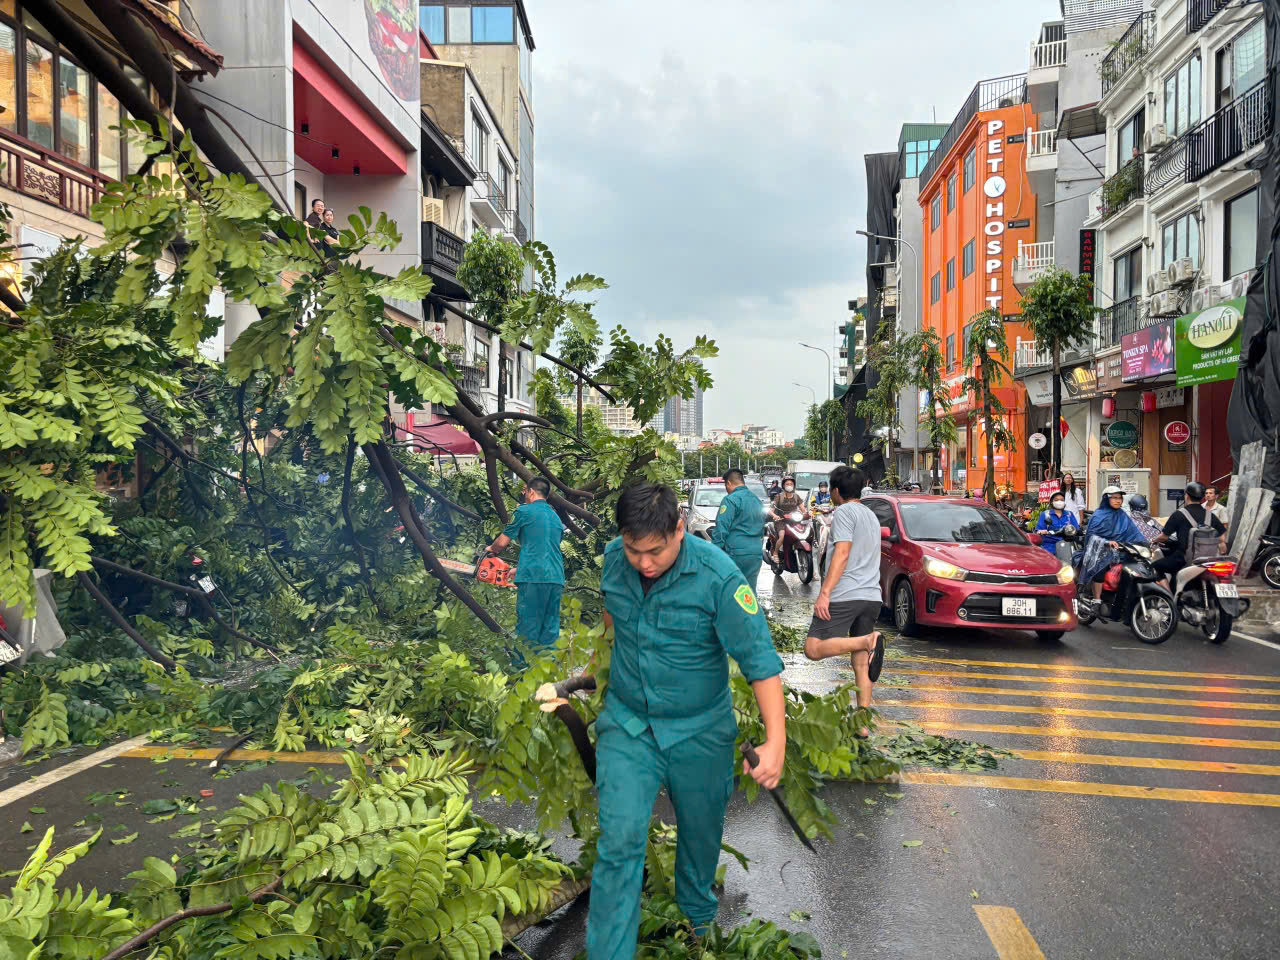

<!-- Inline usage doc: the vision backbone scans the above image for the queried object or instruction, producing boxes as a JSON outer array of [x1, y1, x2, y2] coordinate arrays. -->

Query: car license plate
[[1002, 597, 1037, 617], [1214, 583, 1239, 598], [0, 642, 19, 664]]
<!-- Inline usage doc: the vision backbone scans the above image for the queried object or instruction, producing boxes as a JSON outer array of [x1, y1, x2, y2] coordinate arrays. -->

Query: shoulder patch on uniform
[[734, 584, 759, 615], [718, 503, 727, 515]]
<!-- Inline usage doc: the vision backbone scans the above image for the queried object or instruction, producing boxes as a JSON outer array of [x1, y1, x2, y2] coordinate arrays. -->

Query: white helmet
[[1102, 485, 1125, 496]]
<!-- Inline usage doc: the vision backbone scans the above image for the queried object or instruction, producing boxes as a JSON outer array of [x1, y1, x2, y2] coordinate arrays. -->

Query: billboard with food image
[[364, 0, 418, 101]]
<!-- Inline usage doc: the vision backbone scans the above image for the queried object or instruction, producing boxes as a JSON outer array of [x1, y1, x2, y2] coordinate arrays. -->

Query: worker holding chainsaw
[[585, 483, 785, 960], [486, 477, 565, 657], [711, 467, 765, 586]]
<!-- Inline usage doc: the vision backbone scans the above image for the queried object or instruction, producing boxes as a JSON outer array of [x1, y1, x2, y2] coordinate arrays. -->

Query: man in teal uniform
[[586, 483, 785, 960], [711, 467, 765, 587], [486, 477, 565, 655]]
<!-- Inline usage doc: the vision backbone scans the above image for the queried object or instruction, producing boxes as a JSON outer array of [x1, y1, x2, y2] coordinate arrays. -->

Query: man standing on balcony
[[486, 477, 565, 663]]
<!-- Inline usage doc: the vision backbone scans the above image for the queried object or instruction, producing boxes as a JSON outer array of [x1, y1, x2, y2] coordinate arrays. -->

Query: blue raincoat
[[1035, 507, 1079, 556], [1076, 495, 1146, 584]]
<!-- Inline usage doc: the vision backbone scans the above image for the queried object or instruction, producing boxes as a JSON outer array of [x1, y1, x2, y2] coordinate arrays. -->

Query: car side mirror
[[1028, 533, 1043, 546]]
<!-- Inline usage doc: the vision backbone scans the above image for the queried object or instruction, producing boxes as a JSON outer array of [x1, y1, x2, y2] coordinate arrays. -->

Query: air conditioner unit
[[1163, 262, 1180, 286], [1146, 271, 1167, 295], [1219, 281, 1237, 304], [1229, 271, 1250, 300], [1190, 285, 1213, 313], [422, 196, 444, 225], [1175, 257, 1196, 283], [1144, 124, 1169, 152]]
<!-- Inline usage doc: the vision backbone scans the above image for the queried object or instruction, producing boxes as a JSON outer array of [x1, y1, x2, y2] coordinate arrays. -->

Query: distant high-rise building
[[680, 385, 704, 437], [662, 395, 682, 435]]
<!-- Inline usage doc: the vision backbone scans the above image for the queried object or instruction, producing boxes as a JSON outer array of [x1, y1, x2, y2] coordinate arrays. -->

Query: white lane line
[[0, 734, 153, 809], [1233, 630, 1280, 652]]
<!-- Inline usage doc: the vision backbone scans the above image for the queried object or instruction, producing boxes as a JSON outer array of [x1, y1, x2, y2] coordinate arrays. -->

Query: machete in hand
[[740, 742, 816, 853]]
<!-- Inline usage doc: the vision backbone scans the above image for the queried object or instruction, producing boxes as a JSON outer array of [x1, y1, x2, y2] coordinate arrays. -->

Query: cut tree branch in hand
[[75, 572, 177, 673], [363, 441, 504, 634]]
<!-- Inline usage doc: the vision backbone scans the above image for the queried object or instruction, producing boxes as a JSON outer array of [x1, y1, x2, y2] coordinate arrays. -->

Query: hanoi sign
[[1175, 297, 1244, 386]]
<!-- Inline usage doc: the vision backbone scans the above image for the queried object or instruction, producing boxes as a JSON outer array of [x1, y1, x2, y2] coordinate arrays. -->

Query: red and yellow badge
[[734, 584, 759, 615]]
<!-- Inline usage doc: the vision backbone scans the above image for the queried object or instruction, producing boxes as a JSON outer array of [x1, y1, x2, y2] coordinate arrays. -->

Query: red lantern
[[1141, 391, 1157, 413], [1101, 396, 1116, 419], [1060, 417, 1069, 438]]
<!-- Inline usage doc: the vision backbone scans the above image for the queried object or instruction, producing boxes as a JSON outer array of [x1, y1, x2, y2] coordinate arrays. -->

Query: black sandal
[[868, 632, 886, 683]]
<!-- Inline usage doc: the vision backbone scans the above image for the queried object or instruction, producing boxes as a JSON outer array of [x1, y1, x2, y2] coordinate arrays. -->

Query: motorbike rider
[[1078, 485, 1148, 609], [1127, 493, 1163, 545], [767, 479, 782, 498], [768, 476, 805, 565], [813, 481, 831, 506], [1153, 481, 1226, 588], [1034, 493, 1079, 557]]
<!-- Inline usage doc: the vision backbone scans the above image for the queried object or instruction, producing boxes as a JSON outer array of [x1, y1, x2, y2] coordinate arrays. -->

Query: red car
[[861, 493, 1078, 643]]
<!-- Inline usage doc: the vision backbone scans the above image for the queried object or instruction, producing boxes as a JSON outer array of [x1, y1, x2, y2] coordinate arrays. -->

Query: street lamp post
[[799, 344, 832, 460]]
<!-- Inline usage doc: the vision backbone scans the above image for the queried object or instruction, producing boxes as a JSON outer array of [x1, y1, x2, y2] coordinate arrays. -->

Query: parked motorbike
[[1068, 530, 1177, 644], [811, 503, 834, 578], [1172, 554, 1250, 644], [1253, 533, 1280, 590], [764, 508, 815, 583]]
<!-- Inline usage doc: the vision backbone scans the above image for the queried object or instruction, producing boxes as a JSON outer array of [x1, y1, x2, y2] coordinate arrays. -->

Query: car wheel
[[1036, 631, 1065, 643], [893, 579, 919, 637], [796, 550, 814, 584]]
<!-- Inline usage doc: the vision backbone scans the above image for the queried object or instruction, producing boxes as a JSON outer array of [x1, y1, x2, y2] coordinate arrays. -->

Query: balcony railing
[[1100, 155, 1144, 220], [1144, 131, 1192, 195], [1027, 128, 1058, 159], [1188, 78, 1273, 182], [421, 222, 465, 275], [1187, 0, 1230, 34], [1097, 295, 1147, 350], [1100, 11, 1154, 98], [0, 130, 111, 220], [473, 171, 512, 223], [514, 216, 529, 243], [1014, 336, 1089, 374], [918, 73, 1028, 188], [1015, 240, 1055, 273], [1031, 39, 1067, 70]]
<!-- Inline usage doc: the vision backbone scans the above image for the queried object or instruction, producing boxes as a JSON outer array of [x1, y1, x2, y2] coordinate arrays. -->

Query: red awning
[[400, 417, 480, 456]]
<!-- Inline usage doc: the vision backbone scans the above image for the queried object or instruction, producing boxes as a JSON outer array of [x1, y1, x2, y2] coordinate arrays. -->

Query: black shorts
[[807, 599, 881, 641]]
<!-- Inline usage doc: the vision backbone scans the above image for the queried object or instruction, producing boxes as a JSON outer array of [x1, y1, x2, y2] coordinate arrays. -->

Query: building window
[[946, 257, 956, 291], [946, 334, 955, 369], [59, 57, 90, 166], [930, 195, 940, 231], [1160, 211, 1199, 269], [473, 337, 490, 368], [96, 82, 121, 179], [961, 322, 973, 360], [497, 156, 510, 206], [472, 5, 514, 43], [1117, 107, 1144, 165], [963, 145, 976, 192], [1163, 55, 1202, 136], [902, 138, 940, 178], [1224, 188, 1258, 278], [447, 5, 471, 43], [419, 4, 445, 44], [0, 18, 14, 133], [930, 271, 941, 304], [25, 36, 53, 150], [500, 354, 514, 398], [947, 174, 956, 212], [294, 182, 306, 219], [1216, 19, 1265, 110], [1113, 246, 1142, 302], [470, 108, 488, 172], [962, 238, 975, 277]]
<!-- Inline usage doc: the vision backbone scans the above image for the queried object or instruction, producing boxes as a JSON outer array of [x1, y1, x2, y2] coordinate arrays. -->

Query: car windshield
[[792, 472, 830, 493], [694, 488, 728, 507], [745, 479, 767, 500], [899, 502, 1025, 544]]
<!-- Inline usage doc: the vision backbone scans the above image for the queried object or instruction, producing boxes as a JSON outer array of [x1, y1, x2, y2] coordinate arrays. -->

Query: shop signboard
[[1061, 363, 1099, 401], [1155, 386, 1185, 409], [1106, 421, 1139, 449], [1095, 352, 1124, 393], [1028, 432, 1047, 449], [1175, 297, 1245, 387], [1163, 420, 1190, 445], [1024, 373, 1054, 407], [1037, 478, 1060, 502], [1121, 320, 1174, 382], [1079, 229, 1097, 284]]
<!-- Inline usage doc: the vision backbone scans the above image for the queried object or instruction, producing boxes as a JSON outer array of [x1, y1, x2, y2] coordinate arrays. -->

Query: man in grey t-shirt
[[804, 465, 885, 734]]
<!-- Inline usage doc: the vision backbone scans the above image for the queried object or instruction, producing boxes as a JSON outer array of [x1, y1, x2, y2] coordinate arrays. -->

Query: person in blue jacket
[[711, 468, 765, 585], [1034, 493, 1078, 556]]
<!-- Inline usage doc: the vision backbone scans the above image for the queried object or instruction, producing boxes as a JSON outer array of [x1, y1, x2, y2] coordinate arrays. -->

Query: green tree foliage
[[1017, 269, 1097, 471], [911, 328, 958, 492], [803, 399, 846, 461], [962, 309, 1016, 503], [599, 329, 717, 428], [856, 321, 913, 471], [455, 229, 525, 329]]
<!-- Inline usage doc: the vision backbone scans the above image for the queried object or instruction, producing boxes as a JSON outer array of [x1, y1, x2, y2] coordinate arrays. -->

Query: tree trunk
[[576, 376, 583, 438], [1051, 341, 1062, 476], [983, 391, 996, 505], [496, 342, 506, 414]]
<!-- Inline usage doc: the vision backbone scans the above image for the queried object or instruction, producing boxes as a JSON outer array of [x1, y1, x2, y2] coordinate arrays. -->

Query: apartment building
[[1088, 0, 1268, 510]]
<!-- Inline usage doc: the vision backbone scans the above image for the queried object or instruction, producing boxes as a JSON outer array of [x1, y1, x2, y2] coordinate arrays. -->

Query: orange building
[[918, 75, 1039, 496]]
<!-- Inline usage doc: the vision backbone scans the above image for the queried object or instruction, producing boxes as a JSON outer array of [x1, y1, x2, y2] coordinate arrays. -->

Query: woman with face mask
[[1035, 494, 1079, 557]]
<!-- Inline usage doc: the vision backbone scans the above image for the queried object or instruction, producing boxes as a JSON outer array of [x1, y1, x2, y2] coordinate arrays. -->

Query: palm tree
[[910, 329, 958, 493], [962, 309, 1017, 503], [856, 320, 913, 479]]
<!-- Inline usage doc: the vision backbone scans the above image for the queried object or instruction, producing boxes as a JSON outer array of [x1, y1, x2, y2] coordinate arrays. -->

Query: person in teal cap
[[486, 477, 565, 656], [711, 467, 765, 587], [584, 483, 785, 960]]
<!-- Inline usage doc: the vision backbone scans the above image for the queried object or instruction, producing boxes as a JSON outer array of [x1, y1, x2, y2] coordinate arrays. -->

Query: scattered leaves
[[109, 831, 138, 846]]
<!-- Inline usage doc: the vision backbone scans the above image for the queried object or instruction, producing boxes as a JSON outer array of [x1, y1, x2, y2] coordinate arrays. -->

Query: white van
[[785, 459, 844, 500]]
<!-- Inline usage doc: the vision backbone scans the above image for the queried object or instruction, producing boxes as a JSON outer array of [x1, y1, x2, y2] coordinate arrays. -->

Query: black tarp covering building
[[1227, 0, 1280, 499]]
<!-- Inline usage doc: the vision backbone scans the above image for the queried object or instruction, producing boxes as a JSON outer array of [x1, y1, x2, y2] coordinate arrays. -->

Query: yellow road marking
[[895, 683, 1280, 711], [901, 769, 1280, 807], [913, 720, 1280, 751], [892, 655, 1280, 684], [893, 668, 1280, 697], [880, 698, 1280, 729], [1007, 748, 1280, 776], [122, 745, 349, 764], [973, 905, 1047, 960]]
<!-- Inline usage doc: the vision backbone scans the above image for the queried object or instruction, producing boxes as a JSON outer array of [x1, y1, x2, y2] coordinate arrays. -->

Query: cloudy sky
[[532, 0, 1053, 440]]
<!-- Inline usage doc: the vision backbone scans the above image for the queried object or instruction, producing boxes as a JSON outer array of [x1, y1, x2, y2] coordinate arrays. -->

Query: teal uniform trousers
[[515, 581, 563, 651], [503, 499, 566, 656]]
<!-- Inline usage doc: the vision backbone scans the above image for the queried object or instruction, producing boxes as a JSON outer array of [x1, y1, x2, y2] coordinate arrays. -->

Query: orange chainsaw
[[437, 550, 517, 588]]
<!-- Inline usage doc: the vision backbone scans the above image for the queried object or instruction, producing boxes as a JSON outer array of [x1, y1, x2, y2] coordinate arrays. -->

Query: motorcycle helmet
[[1102, 485, 1125, 498], [1185, 481, 1206, 501], [781, 475, 796, 488], [1129, 494, 1149, 512]]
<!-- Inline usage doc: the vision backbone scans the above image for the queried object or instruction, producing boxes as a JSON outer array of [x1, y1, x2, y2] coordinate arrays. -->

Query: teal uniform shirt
[[711, 484, 765, 557], [598, 533, 782, 749], [502, 500, 565, 584]]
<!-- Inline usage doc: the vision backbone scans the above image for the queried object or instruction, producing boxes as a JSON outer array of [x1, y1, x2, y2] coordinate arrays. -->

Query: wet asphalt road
[[4, 565, 1280, 959]]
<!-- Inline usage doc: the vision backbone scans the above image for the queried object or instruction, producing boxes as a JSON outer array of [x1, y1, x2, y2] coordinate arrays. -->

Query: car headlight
[[924, 557, 968, 581], [1057, 563, 1074, 584]]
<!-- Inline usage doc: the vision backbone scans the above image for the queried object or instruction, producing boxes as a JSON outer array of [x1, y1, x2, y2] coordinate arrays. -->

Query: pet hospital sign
[[983, 119, 1008, 313]]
